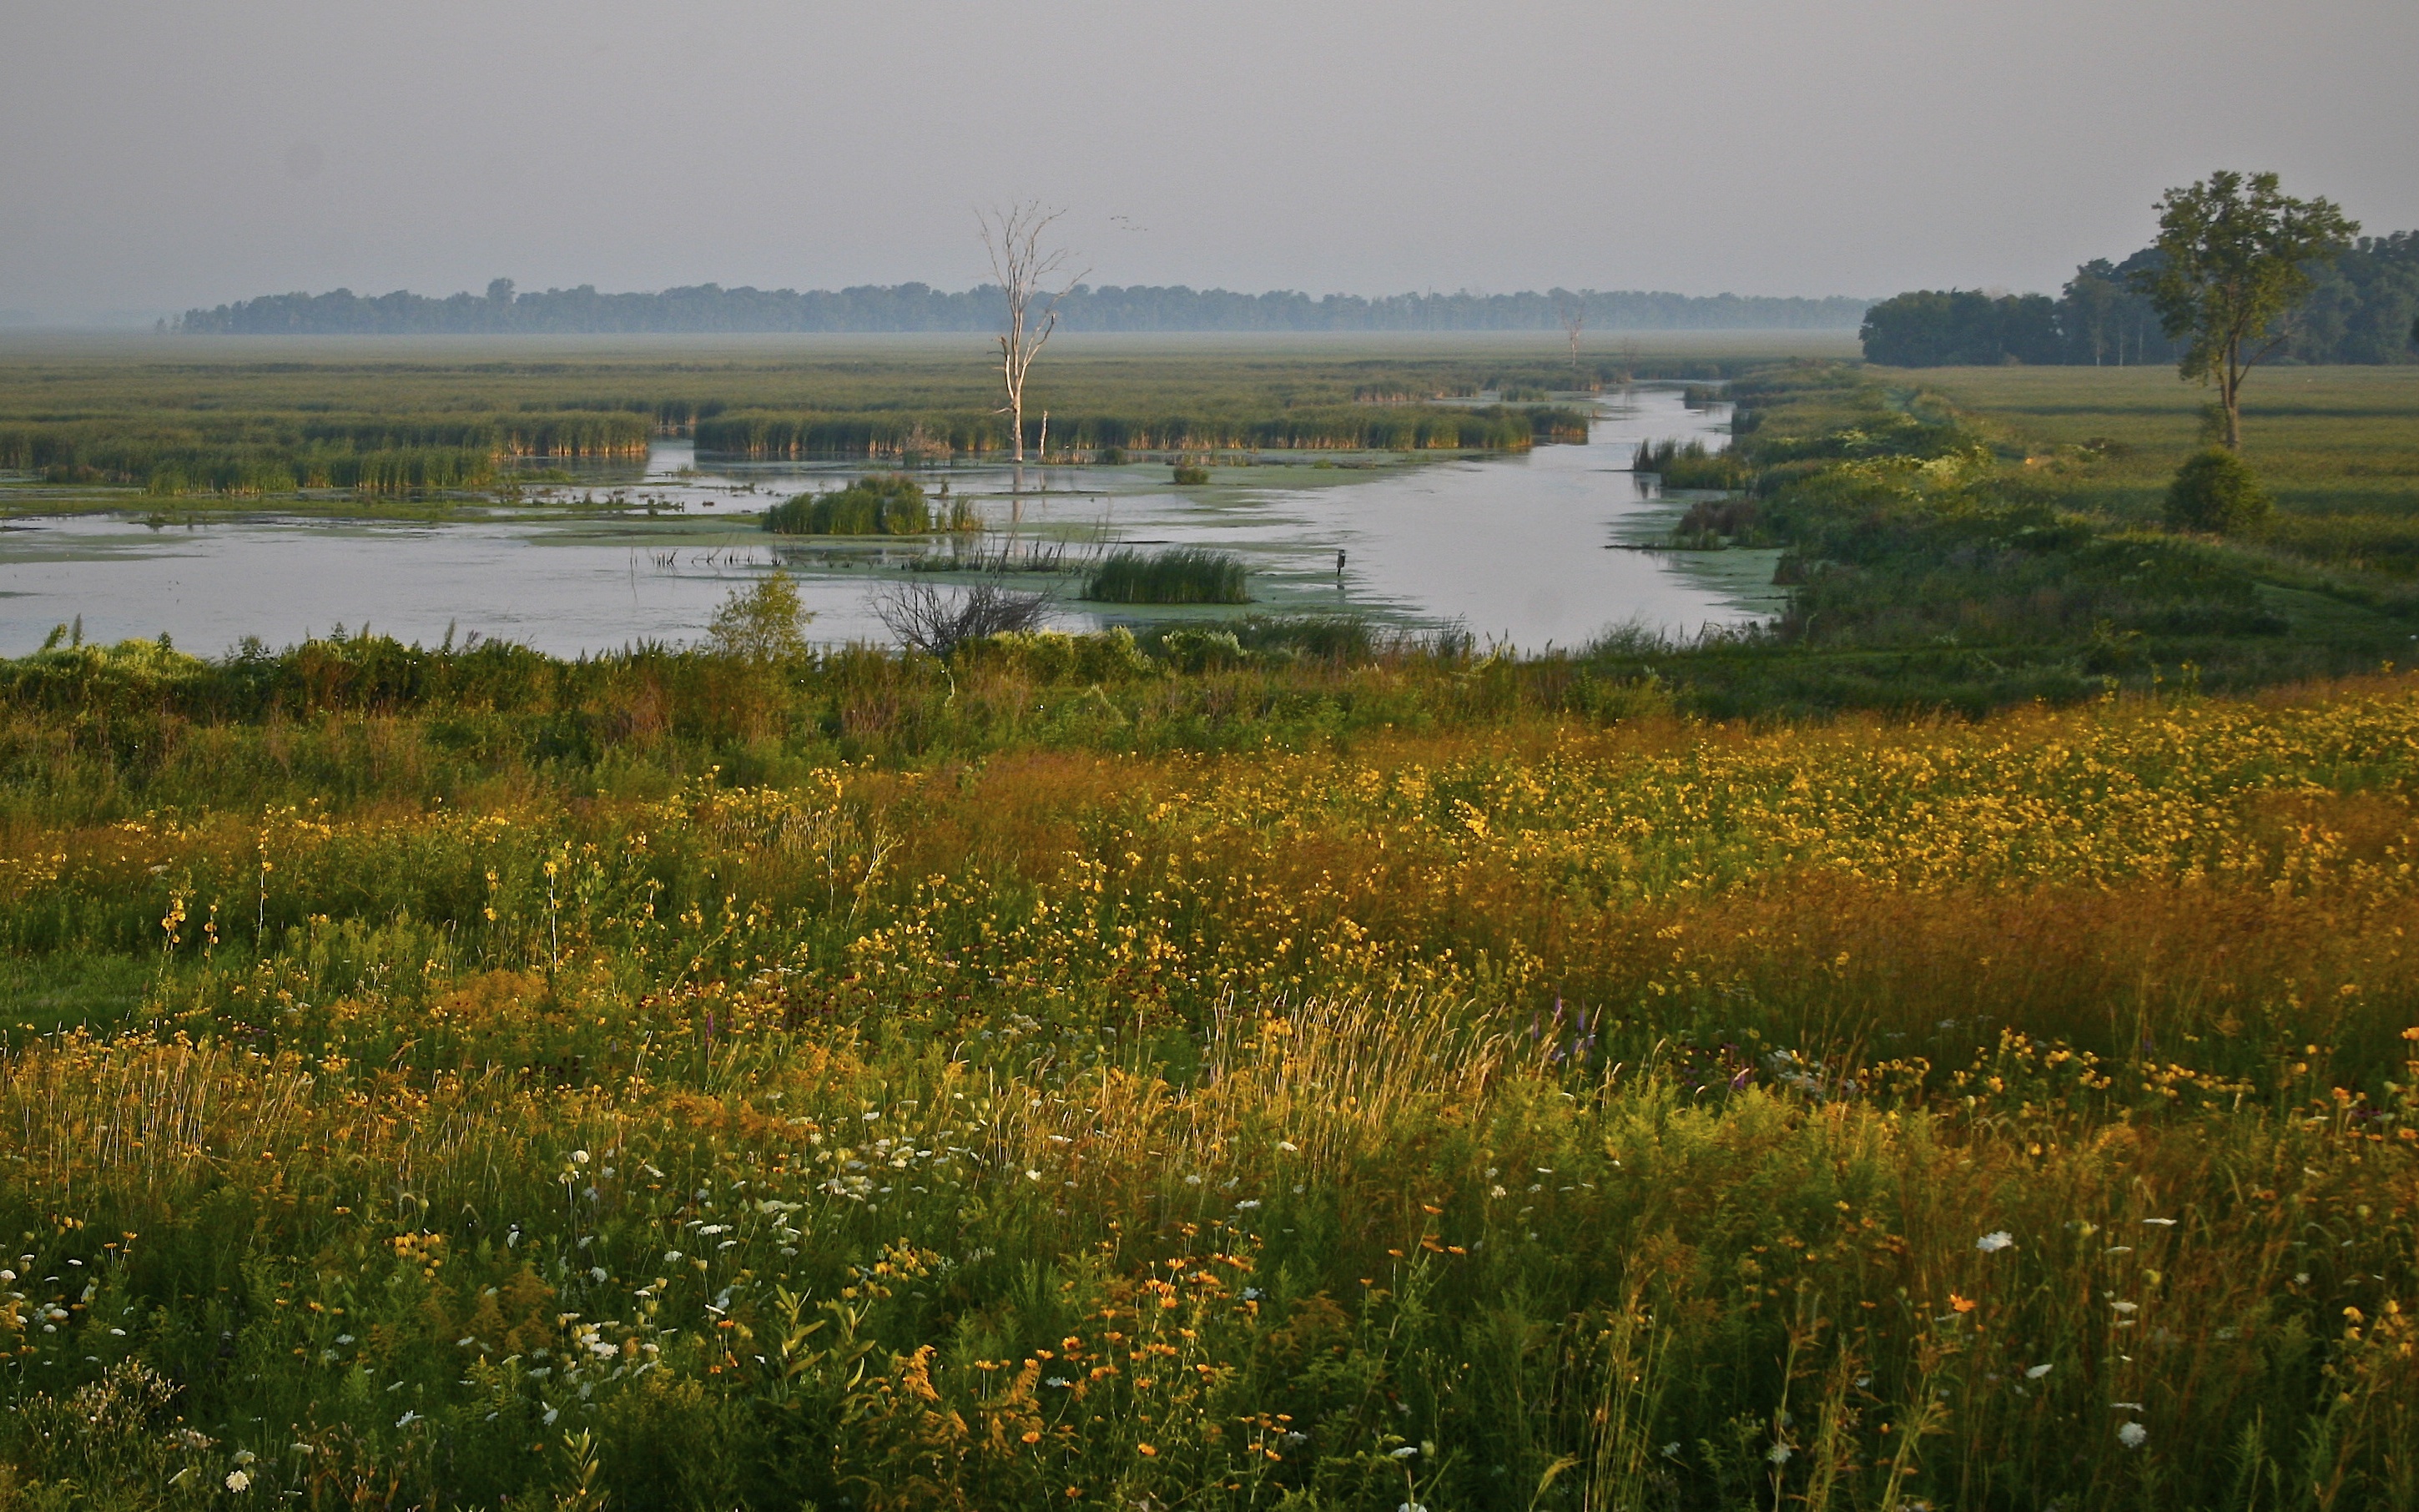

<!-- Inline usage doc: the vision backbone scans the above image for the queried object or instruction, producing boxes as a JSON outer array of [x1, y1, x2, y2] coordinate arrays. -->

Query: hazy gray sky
[[6, 0, 2414, 320]]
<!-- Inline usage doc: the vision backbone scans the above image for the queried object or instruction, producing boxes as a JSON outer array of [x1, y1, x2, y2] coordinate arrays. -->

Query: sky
[[4, 0, 2415, 323]]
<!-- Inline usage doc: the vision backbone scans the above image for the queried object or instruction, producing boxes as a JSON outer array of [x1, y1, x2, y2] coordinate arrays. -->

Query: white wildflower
[[1976, 1231, 2014, 1253], [2117, 1421, 2147, 1449], [225, 1470, 253, 1492], [2025, 1363, 2054, 1379]]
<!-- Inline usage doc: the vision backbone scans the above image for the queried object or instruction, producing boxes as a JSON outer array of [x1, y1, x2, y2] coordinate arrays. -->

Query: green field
[[1900, 364, 2419, 521]]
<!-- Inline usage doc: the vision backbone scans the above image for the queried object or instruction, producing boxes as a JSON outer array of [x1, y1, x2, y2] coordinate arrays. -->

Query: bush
[[703, 572, 813, 663], [2165, 449, 2273, 535], [763, 474, 930, 536], [1171, 464, 1209, 486], [1086, 547, 1250, 605]]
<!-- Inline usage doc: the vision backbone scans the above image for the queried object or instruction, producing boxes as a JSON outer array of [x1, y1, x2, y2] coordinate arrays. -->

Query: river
[[0, 386, 1779, 657]]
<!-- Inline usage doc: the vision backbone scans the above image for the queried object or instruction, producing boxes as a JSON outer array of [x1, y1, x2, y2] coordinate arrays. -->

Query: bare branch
[[977, 202, 1089, 461], [869, 577, 1056, 659]]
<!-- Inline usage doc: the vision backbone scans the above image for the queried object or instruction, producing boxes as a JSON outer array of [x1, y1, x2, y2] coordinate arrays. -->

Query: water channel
[[0, 386, 1781, 657]]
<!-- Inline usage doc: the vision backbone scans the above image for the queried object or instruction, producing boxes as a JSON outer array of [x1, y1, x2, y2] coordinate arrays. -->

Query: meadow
[[0, 618, 2414, 1510], [1906, 365, 2419, 542]]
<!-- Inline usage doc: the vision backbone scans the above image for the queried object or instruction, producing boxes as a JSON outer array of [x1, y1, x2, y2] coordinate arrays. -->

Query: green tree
[[705, 572, 814, 663], [2134, 170, 2357, 449]]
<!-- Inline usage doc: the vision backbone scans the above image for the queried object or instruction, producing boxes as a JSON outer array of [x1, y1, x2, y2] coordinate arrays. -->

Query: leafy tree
[[704, 572, 814, 663], [2135, 170, 2357, 449], [2164, 448, 2272, 535]]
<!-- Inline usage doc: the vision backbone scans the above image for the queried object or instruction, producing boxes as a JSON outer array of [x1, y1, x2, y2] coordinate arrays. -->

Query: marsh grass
[[762, 475, 970, 537], [1086, 547, 1250, 605]]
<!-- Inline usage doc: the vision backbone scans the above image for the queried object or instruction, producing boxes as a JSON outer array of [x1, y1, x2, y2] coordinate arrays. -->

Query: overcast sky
[[5, 0, 2414, 321]]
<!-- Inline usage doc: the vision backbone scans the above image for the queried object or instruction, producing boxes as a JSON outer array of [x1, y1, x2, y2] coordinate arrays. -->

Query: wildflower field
[[0, 634, 2415, 1509]]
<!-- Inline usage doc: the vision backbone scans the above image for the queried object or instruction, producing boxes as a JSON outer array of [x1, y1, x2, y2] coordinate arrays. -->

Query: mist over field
[[4, 0, 2416, 324]]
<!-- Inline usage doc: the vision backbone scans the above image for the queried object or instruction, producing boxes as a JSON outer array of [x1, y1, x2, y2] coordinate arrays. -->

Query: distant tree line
[[172, 280, 1871, 335], [1862, 232, 2419, 366]]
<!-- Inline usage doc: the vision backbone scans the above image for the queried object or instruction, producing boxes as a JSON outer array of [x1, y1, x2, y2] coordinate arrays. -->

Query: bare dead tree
[[1555, 290, 1586, 372], [978, 203, 1087, 466], [869, 577, 1055, 659]]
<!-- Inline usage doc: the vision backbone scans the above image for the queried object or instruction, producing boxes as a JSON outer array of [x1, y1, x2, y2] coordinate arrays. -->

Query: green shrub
[[2165, 449, 2273, 535], [1086, 547, 1249, 605], [1171, 464, 1209, 486], [762, 474, 930, 536]]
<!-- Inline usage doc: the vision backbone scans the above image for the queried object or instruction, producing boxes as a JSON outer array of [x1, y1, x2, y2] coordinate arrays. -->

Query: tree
[[2134, 170, 2357, 449], [2059, 261, 2123, 365], [977, 203, 1086, 466], [1554, 290, 1585, 372]]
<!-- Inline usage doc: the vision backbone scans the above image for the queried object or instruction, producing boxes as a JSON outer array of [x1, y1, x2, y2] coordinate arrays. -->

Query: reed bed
[[1085, 547, 1251, 605], [0, 642, 2414, 1508], [694, 406, 1576, 461], [0, 412, 648, 496]]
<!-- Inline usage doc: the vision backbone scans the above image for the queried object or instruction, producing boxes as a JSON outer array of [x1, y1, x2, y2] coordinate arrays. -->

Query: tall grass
[[0, 658, 2414, 1507], [1085, 547, 1251, 604]]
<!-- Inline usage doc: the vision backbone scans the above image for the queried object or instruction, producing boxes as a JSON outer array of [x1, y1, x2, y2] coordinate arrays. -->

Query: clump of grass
[[762, 474, 934, 536], [1633, 436, 1749, 489], [1086, 546, 1249, 604], [1171, 463, 1210, 485]]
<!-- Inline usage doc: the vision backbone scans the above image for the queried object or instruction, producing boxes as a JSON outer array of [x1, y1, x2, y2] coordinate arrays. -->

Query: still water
[[0, 387, 1778, 657]]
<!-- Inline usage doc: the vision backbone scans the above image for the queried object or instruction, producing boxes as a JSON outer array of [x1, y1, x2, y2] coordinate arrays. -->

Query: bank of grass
[[1653, 362, 2419, 714], [1086, 547, 1251, 605], [0, 633, 2414, 1509]]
